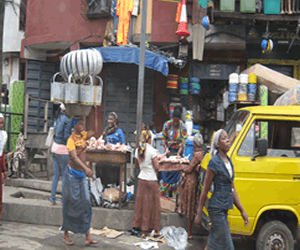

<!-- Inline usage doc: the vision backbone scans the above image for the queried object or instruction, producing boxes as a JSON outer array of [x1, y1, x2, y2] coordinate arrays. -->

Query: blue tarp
[[95, 47, 169, 77]]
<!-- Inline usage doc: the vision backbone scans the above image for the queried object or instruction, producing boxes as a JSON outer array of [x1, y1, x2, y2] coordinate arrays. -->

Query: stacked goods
[[189, 77, 200, 95], [238, 73, 248, 101], [179, 77, 189, 95], [247, 73, 257, 101], [51, 49, 104, 107], [228, 73, 238, 102], [167, 74, 179, 95], [86, 136, 130, 152]]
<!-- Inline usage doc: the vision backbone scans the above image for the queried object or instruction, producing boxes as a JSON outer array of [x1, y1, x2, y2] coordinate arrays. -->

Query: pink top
[[51, 141, 69, 155]]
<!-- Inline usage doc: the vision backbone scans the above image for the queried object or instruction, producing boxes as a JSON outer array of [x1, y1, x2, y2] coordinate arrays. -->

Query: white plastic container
[[239, 74, 249, 84], [229, 73, 239, 84]]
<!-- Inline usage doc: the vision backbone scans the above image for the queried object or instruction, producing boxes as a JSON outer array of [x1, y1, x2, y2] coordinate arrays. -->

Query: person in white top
[[131, 130, 161, 238]]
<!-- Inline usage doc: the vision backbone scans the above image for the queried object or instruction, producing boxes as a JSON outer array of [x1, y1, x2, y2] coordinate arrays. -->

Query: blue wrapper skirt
[[61, 166, 92, 234], [206, 208, 234, 250]]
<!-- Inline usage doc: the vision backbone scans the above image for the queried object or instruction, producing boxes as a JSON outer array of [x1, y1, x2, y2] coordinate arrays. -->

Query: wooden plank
[[86, 150, 127, 164]]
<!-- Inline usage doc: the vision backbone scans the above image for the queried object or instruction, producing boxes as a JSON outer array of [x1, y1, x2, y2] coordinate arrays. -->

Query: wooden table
[[86, 150, 127, 209], [158, 162, 189, 172]]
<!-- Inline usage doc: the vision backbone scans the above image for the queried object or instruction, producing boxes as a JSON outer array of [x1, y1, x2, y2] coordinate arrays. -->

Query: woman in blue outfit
[[195, 129, 248, 250], [50, 103, 71, 205], [96, 112, 125, 187]]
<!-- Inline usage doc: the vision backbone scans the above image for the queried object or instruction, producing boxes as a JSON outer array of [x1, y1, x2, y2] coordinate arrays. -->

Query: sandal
[[63, 238, 74, 245], [85, 239, 98, 245]]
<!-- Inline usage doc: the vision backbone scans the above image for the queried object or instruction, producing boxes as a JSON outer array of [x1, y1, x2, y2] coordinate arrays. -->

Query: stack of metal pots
[[50, 49, 103, 116]]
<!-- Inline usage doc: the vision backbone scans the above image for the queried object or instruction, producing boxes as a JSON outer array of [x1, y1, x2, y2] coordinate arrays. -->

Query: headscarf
[[59, 103, 66, 111], [210, 129, 225, 158], [139, 130, 150, 155], [193, 133, 203, 148], [70, 117, 81, 129], [0, 113, 7, 155], [103, 112, 119, 141]]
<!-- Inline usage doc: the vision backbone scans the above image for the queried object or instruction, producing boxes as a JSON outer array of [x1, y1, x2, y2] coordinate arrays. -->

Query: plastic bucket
[[180, 89, 189, 95], [248, 84, 257, 94], [51, 72, 65, 104], [248, 73, 257, 84], [180, 77, 189, 84], [179, 83, 189, 89], [189, 77, 200, 83], [238, 93, 247, 101], [239, 74, 249, 84], [238, 83, 248, 94], [248, 93, 256, 101], [228, 92, 237, 102], [229, 73, 239, 84], [79, 75, 94, 106], [94, 76, 103, 106], [190, 89, 200, 95], [65, 74, 79, 104], [229, 83, 238, 92], [167, 74, 179, 89]]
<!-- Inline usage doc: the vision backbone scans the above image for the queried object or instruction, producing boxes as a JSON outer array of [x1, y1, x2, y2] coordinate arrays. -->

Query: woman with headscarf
[[0, 113, 7, 225], [178, 133, 204, 239], [62, 117, 97, 246], [159, 108, 187, 198], [131, 130, 161, 238], [96, 112, 125, 187], [195, 129, 248, 250], [50, 103, 71, 205]]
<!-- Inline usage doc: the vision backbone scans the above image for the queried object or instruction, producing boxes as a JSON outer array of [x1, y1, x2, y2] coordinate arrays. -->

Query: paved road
[[0, 221, 259, 250]]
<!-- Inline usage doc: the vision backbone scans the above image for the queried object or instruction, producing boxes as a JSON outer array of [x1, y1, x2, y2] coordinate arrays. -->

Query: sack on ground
[[45, 127, 55, 147], [103, 188, 119, 203]]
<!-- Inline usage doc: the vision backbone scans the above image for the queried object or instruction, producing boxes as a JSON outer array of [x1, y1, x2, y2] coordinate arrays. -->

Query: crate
[[264, 0, 281, 14]]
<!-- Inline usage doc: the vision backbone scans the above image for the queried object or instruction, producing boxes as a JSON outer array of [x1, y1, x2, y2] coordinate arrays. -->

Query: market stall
[[86, 150, 128, 209]]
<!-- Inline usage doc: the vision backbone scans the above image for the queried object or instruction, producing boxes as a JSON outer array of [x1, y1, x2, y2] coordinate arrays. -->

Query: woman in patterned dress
[[159, 108, 187, 198], [178, 133, 204, 239]]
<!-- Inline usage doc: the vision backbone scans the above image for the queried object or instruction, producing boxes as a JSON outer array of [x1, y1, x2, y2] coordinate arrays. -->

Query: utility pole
[[134, 0, 148, 197], [0, 0, 4, 101]]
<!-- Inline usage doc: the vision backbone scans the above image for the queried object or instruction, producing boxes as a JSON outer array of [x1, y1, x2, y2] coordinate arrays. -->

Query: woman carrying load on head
[[195, 129, 248, 250], [61, 117, 97, 246], [0, 113, 7, 225]]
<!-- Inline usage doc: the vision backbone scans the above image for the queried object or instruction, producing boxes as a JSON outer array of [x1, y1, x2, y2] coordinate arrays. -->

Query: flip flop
[[85, 239, 98, 245], [63, 238, 74, 245], [188, 236, 194, 240]]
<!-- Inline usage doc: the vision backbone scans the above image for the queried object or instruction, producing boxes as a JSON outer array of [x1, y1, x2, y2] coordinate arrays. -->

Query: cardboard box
[[160, 196, 176, 213]]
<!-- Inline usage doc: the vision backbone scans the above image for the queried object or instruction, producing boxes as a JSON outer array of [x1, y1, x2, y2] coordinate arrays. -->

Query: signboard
[[189, 63, 239, 80]]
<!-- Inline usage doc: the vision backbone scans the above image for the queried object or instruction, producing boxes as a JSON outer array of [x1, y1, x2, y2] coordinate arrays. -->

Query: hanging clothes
[[116, 0, 134, 45], [111, 0, 119, 35]]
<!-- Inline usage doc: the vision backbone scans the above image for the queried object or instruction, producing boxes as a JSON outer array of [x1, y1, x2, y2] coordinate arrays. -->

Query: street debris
[[90, 226, 124, 238]]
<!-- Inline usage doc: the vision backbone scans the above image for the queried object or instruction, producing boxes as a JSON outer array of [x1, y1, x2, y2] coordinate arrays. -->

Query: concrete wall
[[3, 0, 24, 52], [2, 56, 20, 87], [24, 0, 107, 47]]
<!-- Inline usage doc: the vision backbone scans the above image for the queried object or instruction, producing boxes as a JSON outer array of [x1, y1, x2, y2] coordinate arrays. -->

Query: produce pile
[[157, 154, 190, 164], [86, 137, 129, 153]]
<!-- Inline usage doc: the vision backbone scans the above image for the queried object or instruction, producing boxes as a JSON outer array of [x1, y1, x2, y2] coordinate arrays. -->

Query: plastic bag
[[89, 177, 103, 206], [161, 226, 188, 250], [45, 127, 55, 147]]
